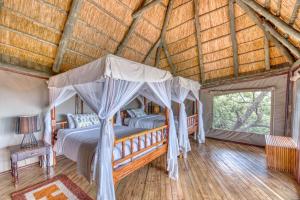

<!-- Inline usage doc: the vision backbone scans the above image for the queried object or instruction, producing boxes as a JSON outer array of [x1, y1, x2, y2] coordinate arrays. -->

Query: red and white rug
[[11, 174, 93, 200]]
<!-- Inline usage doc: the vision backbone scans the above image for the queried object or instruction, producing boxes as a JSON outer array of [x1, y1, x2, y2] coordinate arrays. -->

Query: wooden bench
[[265, 135, 297, 174]]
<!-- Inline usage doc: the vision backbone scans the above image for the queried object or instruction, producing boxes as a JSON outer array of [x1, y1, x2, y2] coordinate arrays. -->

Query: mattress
[[124, 114, 166, 129], [54, 125, 163, 163]]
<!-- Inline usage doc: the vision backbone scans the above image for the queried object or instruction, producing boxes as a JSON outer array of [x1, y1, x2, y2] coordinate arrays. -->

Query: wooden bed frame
[[50, 107, 169, 184]]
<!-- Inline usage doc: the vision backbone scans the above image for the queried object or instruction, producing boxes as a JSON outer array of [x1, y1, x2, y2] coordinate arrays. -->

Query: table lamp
[[16, 115, 40, 148]]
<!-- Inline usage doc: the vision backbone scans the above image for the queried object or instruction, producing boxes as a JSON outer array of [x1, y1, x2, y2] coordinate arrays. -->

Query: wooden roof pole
[[264, 0, 270, 9], [116, 0, 148, 55], [290, 59, 300, 72], [236, 0, 294, 65], [193, 0, 205, 83], [276, 0, 282, 16], [132, 0, 162, 19], [143, 38, 161, 64], [160, 0, 176, 75], [289, 0, 300, 25], [263, 21, 300, 58], [264, 35, 270, 70], [155, 42, 162, 67], [52, 0, 83, 73], [240, 0, 300, 41], [229, 0, 239, 78]]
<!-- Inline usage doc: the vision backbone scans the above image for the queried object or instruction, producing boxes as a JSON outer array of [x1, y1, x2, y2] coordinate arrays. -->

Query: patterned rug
[[11, 174, 93, 200]]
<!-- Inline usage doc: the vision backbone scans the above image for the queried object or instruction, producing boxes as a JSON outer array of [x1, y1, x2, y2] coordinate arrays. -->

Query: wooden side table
[[7, 140, 51, 186]]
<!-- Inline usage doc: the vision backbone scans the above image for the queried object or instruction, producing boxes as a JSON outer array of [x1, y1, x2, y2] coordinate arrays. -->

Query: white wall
[[0, 70, 48, 173]]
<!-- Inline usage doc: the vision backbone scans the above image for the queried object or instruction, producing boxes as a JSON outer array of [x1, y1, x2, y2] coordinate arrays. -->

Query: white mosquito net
[[44, 54, 180, 200]]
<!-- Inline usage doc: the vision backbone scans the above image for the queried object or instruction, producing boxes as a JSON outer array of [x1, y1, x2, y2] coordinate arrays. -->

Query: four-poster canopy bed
[[44, 54, 205, 199]]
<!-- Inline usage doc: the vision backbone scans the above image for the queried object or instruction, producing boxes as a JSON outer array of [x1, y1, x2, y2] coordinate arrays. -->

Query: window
[[212, 90, 272, 134]]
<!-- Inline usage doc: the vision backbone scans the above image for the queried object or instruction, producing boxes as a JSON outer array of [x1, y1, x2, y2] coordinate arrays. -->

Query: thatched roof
[[0, 0, 299, 84]]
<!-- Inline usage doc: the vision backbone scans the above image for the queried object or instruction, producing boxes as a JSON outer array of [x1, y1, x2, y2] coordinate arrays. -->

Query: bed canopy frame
[[45, 54, 182, 200]]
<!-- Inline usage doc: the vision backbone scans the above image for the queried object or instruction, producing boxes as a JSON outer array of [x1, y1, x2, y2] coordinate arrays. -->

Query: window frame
[[210, 87, 275, 135]]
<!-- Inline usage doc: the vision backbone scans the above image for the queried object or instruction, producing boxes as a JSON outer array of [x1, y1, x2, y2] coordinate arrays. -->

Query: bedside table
[[7, 141, 51, 186]]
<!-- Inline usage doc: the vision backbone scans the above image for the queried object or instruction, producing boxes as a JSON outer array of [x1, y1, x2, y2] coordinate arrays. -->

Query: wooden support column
[[52, 0, 83, 73], [236, 0, 295, 65], [240, 0, 300, 41], [229, 0, 239, 78], [132, 0, 162, 19], [193, 0, 205, 83], [50, 107, 57, 165], [289, 0, 300, 25], [264, 35, 270, 70], [263, 21, 300, 58], [116, 1, 147, 55]]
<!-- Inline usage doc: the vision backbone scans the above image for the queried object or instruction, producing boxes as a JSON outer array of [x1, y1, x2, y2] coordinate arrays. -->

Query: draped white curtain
[[171, 86, 191, 158], [292, 80, 300, 144], [197, 101, 205, 143], [147, 81, 180, 179], [74, 78, 143, 200]]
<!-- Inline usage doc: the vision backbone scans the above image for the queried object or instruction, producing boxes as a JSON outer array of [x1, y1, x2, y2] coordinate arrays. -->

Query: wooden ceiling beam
[[236, 0, 294, 65], [193, 0, 205, 83], [132, 0, 162, 19], [0, 62, 51, 79], [240, 0, 300, 41], [52, 0, 83, 73], [116, 0, 151, 56], [263, 21, 300, 58], [229, 0, 239, 78], [289, 0, 300, 25]]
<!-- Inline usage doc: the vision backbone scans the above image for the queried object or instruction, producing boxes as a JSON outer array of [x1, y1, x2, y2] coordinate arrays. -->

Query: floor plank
[[0, 139, 299, 200]]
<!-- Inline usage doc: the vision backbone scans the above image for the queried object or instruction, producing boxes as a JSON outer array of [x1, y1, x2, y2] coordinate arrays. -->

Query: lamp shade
[[17, 115, 40, 134]]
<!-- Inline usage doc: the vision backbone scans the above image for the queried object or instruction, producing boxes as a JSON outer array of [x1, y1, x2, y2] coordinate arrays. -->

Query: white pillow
[[127, 110, 135, 118], [67, 114, 75, 129], [131, 108, 146, 117], [73, 114, 94, 128]]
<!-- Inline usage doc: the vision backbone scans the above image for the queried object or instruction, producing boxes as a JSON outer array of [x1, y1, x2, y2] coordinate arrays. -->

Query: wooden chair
[[265, 135, 297, 174]]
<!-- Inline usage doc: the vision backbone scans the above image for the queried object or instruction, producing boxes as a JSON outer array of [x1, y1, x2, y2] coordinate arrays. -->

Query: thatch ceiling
[[0, 0, 299, 83]]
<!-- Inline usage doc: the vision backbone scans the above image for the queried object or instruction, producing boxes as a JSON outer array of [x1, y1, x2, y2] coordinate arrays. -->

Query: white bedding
[[124, 114, 166, 129], [54, 125, 163, 165]]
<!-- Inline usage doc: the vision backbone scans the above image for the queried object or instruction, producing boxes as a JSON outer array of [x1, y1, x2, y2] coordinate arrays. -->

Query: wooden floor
[[1, 139, 300, 200]]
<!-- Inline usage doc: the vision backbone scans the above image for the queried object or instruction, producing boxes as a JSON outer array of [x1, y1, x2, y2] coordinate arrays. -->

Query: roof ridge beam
[[52, 0, 83, 73], [193, 0, 205, 83], [229, 0, 239, 78], [132, 0, 162, 19], [236, 0, 295, 65], [240, 0, 300, 41]]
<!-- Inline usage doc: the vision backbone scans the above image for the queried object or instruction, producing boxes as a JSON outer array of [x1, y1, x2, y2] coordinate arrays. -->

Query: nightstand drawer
[[17, 148, 47, 160]]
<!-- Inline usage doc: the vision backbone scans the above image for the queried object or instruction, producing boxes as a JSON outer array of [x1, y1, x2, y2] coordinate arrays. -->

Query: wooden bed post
[[194, 101, 198, 139], [80, 99, 84, 114], [144, 97, 147, 113], [51, 107, 57, 166]]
